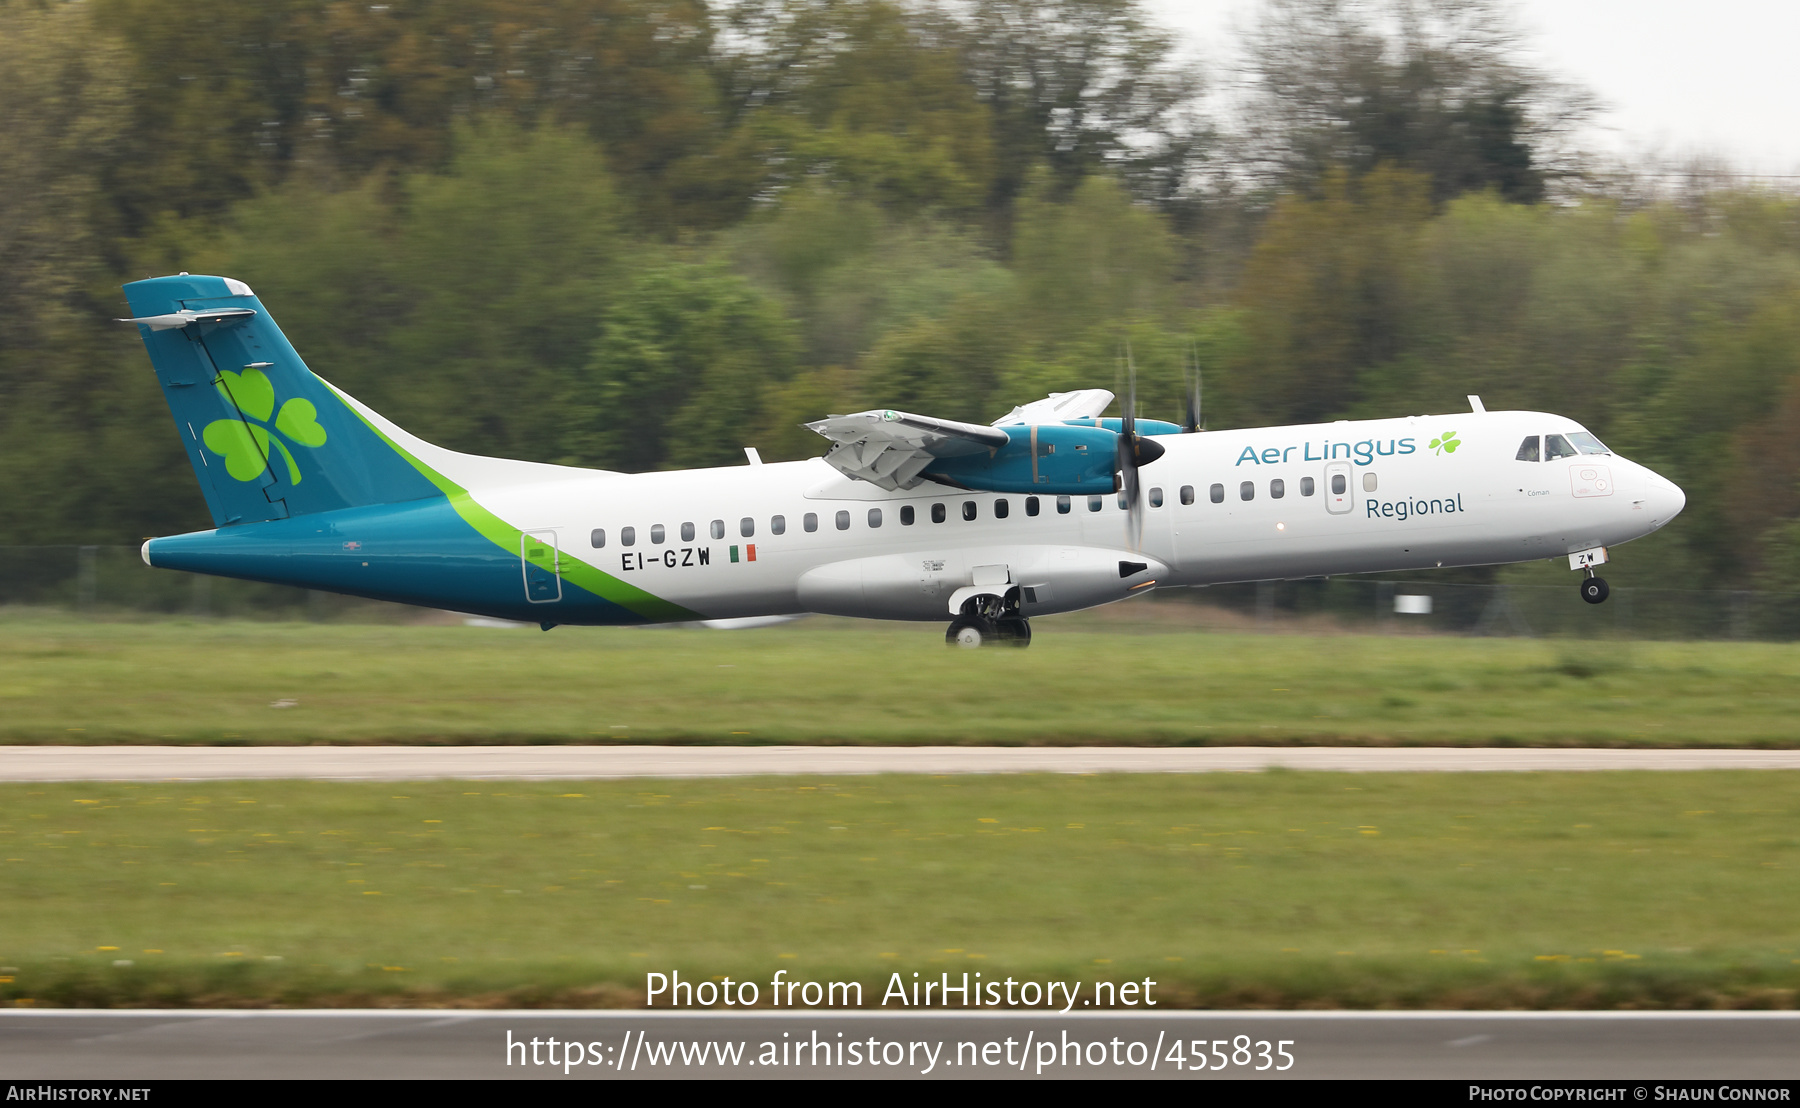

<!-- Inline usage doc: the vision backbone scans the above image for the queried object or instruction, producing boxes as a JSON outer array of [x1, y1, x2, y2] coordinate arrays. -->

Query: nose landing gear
[[1569, 546, 1611, 605]]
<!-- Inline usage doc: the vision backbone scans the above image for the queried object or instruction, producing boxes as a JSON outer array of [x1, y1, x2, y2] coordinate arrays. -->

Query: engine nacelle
[[796, 544, 1167, 621], [923, 423, 1119, 495], [1059, 417, 1185, 436]]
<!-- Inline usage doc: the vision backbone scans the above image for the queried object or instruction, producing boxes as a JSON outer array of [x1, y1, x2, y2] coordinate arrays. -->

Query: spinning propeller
[[1116, 343, 1165, 550], [1182, 341, 1202, 434]]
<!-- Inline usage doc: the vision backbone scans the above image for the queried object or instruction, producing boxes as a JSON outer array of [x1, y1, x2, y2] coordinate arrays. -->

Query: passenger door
[[521, 530, 563, 603], [1324, 461, 1354, 515]]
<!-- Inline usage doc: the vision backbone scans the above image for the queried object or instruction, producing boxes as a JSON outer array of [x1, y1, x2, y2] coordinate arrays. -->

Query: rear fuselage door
[[521, 530, 562, 603], [1324, 461, 1354, 515]]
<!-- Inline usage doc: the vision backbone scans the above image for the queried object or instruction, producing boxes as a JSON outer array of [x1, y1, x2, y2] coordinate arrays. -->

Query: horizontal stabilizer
[[116, 307, 258, 331]]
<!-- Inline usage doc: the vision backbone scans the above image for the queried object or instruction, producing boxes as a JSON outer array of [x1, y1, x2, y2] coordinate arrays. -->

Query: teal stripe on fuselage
[[144, 498, 649, 625]]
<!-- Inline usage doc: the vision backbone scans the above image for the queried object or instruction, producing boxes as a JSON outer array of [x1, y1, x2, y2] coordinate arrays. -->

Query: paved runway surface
[[4, 745, 1800, 781], [2, 1010, 1797, 1079]]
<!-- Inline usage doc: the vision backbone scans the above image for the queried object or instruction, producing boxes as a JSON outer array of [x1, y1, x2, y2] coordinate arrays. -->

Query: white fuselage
[[470, 410, 1686, 622]]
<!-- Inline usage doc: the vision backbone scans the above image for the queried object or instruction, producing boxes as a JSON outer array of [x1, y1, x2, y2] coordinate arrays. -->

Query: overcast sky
[[1145, 0, 1800, 175]]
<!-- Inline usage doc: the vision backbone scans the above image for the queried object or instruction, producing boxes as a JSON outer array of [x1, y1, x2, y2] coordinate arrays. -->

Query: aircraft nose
[[1645, 470, 1685, 529]]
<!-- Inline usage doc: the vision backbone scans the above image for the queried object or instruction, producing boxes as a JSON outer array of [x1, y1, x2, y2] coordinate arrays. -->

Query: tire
[[995, 617, 1032, 647], [946, 615, 996, 648], [1580, 576, 1610, 605]]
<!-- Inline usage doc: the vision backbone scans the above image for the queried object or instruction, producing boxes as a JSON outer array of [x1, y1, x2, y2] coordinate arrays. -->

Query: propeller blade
[[1118, 432, 1142, 549], [1122, 340, 1137, 443], [1183, 341, 1201, 433], [1120, 341, 1145, 549]]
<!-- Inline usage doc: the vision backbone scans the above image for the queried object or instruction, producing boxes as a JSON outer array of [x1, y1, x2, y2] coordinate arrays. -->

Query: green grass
[[3, 614, 1799, 745], [3, 772, 1797, 1009]]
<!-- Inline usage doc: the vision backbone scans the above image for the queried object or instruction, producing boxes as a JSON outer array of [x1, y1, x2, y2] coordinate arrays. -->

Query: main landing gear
[[1579, 572, 1610, 605], [946, 596, 1031, 648]]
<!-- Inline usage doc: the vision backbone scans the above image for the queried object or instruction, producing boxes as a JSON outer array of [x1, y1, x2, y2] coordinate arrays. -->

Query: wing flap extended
[[806, 409, 1010, 491]]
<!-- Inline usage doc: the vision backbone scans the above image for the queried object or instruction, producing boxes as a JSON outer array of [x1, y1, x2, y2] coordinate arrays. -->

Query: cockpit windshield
[[1567, 431, 1610, 455], [1519, 431, 1611, 460], [1544, 433, 1578, 460]]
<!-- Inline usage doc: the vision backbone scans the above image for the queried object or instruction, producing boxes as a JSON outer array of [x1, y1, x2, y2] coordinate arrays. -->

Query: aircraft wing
[[805, 409, 1010, 491], [991, 389, 1114, 426]]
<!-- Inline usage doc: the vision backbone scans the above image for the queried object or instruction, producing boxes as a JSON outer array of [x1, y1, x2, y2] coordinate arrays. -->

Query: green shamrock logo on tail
[[203, 366, 327, 483], [1428, 430, 1461, 455]]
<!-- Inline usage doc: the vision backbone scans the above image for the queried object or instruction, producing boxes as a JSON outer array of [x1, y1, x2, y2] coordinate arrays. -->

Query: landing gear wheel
[[1580, 576, 1610, 605], [995, 617, 1032, 648], [946, 615, 998, 648]]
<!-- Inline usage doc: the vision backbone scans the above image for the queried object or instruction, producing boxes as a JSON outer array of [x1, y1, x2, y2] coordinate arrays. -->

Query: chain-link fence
[[1182, 578, 1800, 641], [4, 544, 1799, 638]]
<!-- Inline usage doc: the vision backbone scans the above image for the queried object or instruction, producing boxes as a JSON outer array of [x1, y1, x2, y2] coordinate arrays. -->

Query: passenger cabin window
[[740, 517, 755, 538], [1117, 492, 1128, 510], [710, 520, 725, 540], [1240, 481, 1254, 501], [1088, 495, 1103, 512], [1568, 431, 1611, 455], [901, 505, 915, 525], [1544, 433, 1578, 460], [962, 501, 977, 521], [651, 524, 665, 544], [1210, 483, 1224, 504], [868, 508, 882, 528], [590, 528, 606, 548], [931, 503, 946, 524], [771, 515, 786, 535], [680, 522, 694, 542], [995, 498, 1010, 519], [1056, 495, 1071, 514], [621, 526, 636, 546], [1149, 487, 1163, 508], [1270, 479, 1285, 499], [1516, 435, 1540, 462], [1300, 476, 1315, 497], [1026, 496, 1040, 517], [1331, 474, 1347, 495], [835, 510, 850, 530], [1362, 472, 1378, 492], [803, 512, 818, 533], [1180, 485, 1195, 506]]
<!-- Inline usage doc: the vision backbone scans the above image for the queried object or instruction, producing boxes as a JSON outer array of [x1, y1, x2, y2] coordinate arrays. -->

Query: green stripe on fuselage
[[324, 383, 696, 623]]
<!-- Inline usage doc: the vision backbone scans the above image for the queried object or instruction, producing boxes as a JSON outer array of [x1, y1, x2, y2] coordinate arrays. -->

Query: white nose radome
[[1646, 473, 1685, 530]]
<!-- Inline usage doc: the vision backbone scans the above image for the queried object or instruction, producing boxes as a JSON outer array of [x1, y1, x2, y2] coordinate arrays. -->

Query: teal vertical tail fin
[[121, 274, 442, 526]]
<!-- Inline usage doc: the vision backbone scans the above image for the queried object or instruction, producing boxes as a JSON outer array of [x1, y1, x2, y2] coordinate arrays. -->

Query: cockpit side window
[[1567, 431, 1610, 455], [1515, 435, 1540, 462], [1544, 433, 1578, 460]]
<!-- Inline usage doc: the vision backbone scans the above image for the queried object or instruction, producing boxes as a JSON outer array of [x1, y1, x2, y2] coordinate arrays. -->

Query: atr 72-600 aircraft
[[121, 274, 1686, 646]]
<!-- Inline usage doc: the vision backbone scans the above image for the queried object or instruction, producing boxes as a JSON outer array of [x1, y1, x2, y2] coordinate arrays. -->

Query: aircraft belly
[[1182, 515, 1502, 583]]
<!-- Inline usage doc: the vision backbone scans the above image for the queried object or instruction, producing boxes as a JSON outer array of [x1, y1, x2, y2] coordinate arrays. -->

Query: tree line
[[2, 0, 1797, 594]]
